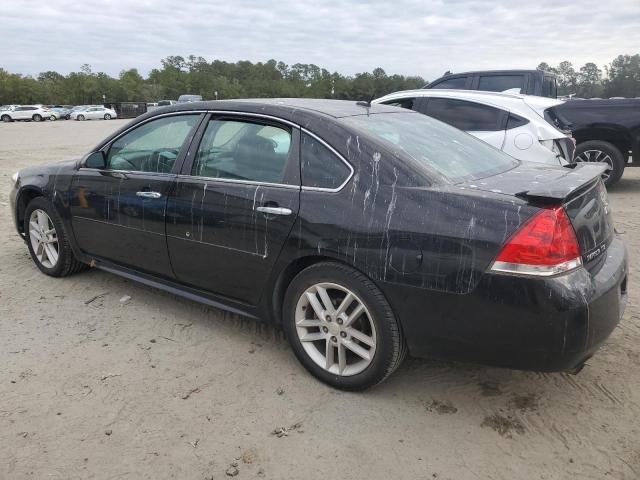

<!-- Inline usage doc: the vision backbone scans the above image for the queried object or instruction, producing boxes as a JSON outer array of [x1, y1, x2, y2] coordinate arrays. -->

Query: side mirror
[[85, 151, 106, 169]]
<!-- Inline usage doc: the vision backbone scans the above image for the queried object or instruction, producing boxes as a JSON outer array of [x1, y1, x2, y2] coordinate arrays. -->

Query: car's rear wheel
[[1, 114, 11, 122], [24, 197, 86, 277], [50, 115, 57, 121], [77, 114, 85, 121], [104, 114, 111, 120], [574, 140, 625, 187], [65, 114, 70, 120], [32, 114, 42, 122], [283, 262, 406, 390]]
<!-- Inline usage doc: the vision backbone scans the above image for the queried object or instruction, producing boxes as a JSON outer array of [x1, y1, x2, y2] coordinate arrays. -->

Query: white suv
[[1, 105, 52, 122], [373, 90, 574, 165]]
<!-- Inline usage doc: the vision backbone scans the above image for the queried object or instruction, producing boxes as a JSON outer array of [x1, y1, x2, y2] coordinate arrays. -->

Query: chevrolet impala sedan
[[10, 99, 628, 390]]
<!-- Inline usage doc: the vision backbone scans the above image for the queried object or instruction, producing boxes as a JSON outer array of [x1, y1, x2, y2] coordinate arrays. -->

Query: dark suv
[[426, 70, 558, 98]]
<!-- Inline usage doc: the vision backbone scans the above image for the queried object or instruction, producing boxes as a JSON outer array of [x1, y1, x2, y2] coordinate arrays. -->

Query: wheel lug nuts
[[322, 327, 328, 333], [331, 336, 337, 342], [340, 332, 347, 338], [337, 318, 343, 325], [326, 315, 331, 322]]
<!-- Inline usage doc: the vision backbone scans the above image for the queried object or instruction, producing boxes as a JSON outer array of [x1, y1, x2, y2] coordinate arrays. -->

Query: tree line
[[0, 57, 425, 105], [537, 54, 640, 98], [0, 53, 638, 105]]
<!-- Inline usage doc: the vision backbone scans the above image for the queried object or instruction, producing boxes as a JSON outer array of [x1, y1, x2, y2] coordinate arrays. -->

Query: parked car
[[49, 107, 72, 121], [425, 69, 558, 98], [70, 106, 117, 121], [373, 90, 575, 165], [1, 105, 52, 122], [178, 94, 203, 103], [548, 98, 640, 186], [9, 99, 627, 390], [423, 69, 638, 186], [158, 100, 178, 106]]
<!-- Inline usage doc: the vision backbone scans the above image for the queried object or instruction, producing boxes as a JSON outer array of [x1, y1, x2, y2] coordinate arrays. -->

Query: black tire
[[575, 140, 625, 187], [65, 115, 70, 120], [24, 197, 87, 277], [104, 114, 111, 120], [50, 115, 57, 121], [77, 114, 85, 121], [1, 114, 11, 122], [32, 114, 42, 122], [283, 262, 406, 390]]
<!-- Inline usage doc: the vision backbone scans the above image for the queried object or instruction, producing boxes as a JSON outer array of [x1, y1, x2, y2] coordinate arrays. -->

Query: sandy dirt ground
[[0, 119, 638, 480]]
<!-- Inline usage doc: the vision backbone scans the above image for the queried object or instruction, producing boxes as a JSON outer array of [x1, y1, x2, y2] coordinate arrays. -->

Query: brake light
[[490, 206, 582, 276]]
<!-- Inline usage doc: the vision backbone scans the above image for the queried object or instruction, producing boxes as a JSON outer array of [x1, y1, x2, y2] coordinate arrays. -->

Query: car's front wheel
[[1, 114, 11, 122], [283, 262, 406, 390], [24, 197, 86, 277], [104, 114, 111, 120], [32, 114, 42, 122], [77, 114, 85, 121]]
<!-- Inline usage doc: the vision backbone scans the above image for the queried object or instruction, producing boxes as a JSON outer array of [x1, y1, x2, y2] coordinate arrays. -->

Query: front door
[[69, 113, 203, 277], [166, 115, 300, 305]]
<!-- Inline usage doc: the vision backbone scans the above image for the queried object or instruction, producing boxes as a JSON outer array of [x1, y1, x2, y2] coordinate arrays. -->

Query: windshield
[[341, 112, 518, 183]]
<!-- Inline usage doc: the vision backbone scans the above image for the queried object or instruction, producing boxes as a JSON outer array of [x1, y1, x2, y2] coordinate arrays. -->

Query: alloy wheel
[[575, 149, 612, 180], [28, 209, 59, 268], [78, 115, 85, 121], [104, 114, 111, 120], [295, 282, 377, 376]]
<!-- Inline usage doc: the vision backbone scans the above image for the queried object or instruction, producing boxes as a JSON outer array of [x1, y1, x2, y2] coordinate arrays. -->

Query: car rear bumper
[[385, 235, 628, 371]]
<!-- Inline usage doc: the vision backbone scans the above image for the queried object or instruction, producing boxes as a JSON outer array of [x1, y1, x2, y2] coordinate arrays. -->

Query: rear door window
[[423, 98, 505, 131], [478, 75, 525, 93]]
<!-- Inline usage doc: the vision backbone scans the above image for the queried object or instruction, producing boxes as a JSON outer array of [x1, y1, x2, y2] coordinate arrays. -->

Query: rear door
[[69, 113, 203, 277], [166, 114, 300, 305], [418, 97, 508, 149]]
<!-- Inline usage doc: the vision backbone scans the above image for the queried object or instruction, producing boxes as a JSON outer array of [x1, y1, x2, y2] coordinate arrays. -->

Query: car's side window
[[423, 98, 505, 132], [301, 132, 351, 190], [430, 76, 467, 89], [105, 114, 200, 173], [381, 98, 416, 110], [191, 118, 293, 184], [478, 75, 524, 93]]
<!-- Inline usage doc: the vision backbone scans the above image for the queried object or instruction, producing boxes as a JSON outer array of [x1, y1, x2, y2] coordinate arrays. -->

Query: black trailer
[[104, 102, 147, 119]]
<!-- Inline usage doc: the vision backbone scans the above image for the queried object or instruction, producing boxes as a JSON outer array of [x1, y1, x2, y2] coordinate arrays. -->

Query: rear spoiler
[[515, 163, 608, 203]]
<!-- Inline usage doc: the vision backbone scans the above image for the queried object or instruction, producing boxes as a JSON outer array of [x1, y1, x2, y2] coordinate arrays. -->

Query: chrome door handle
[[256, 206, 292, 216], [136, 191, 162, 199]]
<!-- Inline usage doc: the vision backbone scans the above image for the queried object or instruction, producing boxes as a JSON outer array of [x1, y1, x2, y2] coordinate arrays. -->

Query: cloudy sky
[[1, 0, 639, 81]]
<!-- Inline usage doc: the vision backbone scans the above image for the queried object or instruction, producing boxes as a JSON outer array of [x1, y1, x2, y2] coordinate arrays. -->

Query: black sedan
[[9, 99, 628, 390]]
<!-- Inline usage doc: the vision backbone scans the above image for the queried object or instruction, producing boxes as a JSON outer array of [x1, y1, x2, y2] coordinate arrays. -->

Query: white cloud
[[0, 0, 638, 81]]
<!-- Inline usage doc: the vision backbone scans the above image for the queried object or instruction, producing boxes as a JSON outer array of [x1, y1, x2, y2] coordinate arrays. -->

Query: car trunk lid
[[462, 162, 614, 268]]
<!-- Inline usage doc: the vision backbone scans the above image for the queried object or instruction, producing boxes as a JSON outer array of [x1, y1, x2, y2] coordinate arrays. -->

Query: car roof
[[150, 98, 408, 120], [434, 69, 552, 77], [373, 89, 564, 114]]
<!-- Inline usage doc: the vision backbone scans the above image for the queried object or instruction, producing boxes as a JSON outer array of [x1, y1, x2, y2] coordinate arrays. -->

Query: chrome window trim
[[78, 167, 176, 177], [176, 174, 300, 190], [82, 109, 355, 193]]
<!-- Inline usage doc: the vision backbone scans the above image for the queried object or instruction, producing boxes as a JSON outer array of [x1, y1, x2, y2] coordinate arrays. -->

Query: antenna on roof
[[356, 94, 375, 108]]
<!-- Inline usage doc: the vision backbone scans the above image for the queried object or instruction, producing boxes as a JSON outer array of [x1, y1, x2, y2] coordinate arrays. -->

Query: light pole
[[214, 91, 219, 101]]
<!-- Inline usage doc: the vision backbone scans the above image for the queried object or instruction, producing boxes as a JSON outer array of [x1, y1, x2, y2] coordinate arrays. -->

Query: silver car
[[71, 106, 117, 121]]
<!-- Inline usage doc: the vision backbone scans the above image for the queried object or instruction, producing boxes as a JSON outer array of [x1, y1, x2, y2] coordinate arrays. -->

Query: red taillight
[[490, 206, 582, 276]]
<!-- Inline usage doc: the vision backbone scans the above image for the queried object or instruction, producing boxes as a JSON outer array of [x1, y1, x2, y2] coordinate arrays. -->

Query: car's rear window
[[340, 112, 518, 183]]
